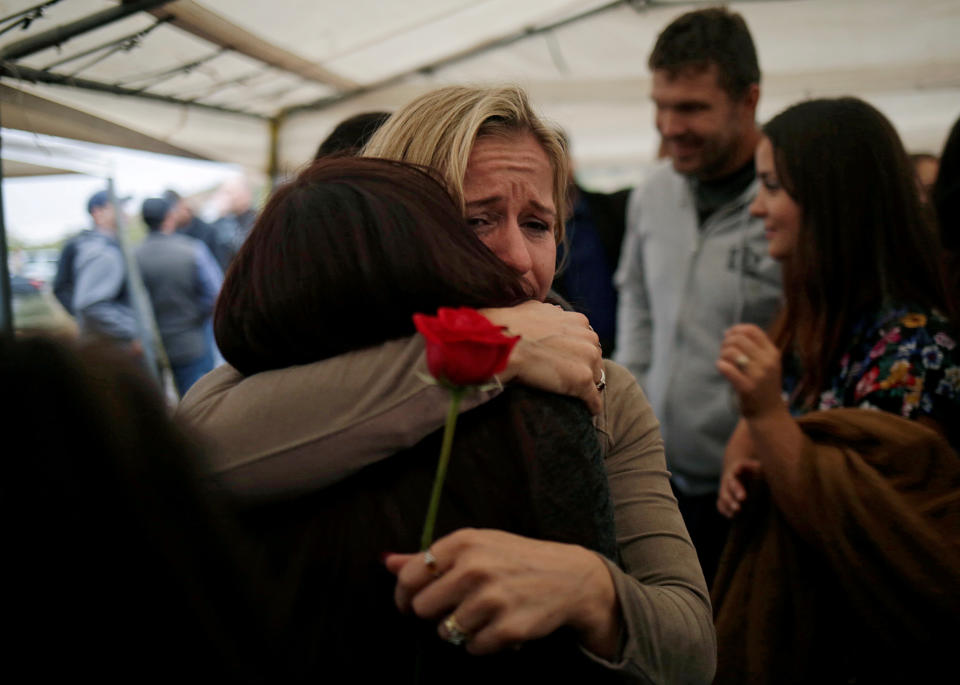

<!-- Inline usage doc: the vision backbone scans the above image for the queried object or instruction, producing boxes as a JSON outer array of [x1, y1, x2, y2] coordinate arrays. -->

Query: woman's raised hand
[[482, 301, 604, 415], [384, 529, 619, 658], [716, 324, 784, 419]]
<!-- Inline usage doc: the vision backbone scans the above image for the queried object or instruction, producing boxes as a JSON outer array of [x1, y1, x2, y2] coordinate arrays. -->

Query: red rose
[[413, 307, 520, 387]]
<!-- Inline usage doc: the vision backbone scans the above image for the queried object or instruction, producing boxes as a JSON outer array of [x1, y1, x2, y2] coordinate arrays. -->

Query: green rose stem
[[420, 386, 465, 550]]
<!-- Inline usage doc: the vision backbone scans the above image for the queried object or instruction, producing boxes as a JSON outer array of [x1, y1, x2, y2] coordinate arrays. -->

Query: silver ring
[[734, 353, 750, 371], [442, 615, 469, 646], [423, 549, 439, 577], [596, 367, 606, 392]]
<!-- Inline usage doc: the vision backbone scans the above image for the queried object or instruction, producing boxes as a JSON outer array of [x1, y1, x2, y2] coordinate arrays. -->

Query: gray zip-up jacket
[[72, 229, 139, 342], [614, 162, 782, 496]]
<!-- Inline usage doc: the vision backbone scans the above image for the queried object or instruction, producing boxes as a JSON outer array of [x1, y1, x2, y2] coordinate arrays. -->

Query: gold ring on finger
[[734, 353, 750, 371], [441, 614, 470, 646]]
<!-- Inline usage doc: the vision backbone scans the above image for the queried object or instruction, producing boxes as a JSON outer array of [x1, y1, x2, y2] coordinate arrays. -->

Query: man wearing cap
[[136, 197, 223, 395], [66, 190, 143, 352]]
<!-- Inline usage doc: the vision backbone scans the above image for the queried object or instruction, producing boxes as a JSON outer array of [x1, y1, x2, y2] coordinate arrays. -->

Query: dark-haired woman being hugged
[[712, 97, 960, 684], [180, 86, 714, 684]]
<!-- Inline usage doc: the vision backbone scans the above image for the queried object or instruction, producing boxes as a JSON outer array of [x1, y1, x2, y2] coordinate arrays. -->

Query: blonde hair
[[362, 85, 569, 242]]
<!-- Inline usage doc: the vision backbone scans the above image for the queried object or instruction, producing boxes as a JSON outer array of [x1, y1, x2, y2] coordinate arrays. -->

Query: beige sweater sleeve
[[588, 361, 717, 683], [178, 348, 716, 681], [175, 336, 501, 498]]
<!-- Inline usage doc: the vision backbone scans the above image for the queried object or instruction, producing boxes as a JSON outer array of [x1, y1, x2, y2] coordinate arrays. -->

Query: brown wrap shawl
[[713, 408, 960, 684]]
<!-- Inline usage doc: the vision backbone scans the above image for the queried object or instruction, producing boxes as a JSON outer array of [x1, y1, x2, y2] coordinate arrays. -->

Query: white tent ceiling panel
[[17, 14, 209, 76], [742, 0, 960, 73], [321, 0, 612, 84], [139, 57, 321, 111], [199, 0, 479, 65], [0, 84, 207, 160], [117, 49, 267, 91], [2, 0, 959, 179], [11, 80, 270, 168]]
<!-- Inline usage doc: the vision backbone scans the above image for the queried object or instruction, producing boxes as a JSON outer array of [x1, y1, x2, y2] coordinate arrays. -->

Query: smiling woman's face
[[462, 131, 557, 300], [750, 136, 803, 262]]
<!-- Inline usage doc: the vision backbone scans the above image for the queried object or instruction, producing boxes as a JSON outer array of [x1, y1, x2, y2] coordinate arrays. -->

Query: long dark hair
[[763, 97, 954, 403], [933, 114, 960, 300], [215, 157, 530, 375]]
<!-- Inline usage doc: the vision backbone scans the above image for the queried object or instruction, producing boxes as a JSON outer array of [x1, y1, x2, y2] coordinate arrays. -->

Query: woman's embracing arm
[[176, 336, 474, 498], [177, 302, 602, 499], [589, 361, 716, 683]]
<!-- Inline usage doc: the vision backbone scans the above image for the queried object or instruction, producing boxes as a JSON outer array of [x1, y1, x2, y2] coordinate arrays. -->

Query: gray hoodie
[[72, 229, 139, 342], [615, 161, 782, 495]]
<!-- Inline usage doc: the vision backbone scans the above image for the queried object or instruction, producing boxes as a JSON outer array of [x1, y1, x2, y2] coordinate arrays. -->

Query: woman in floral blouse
[[715, 96, 959, 517], [709, 97, 960, 684]]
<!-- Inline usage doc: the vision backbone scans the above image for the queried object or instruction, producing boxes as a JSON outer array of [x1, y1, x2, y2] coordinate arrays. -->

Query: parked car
[[10, 274, 76, 335]]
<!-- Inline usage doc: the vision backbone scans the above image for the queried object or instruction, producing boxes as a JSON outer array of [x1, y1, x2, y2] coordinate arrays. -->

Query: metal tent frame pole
[[0, 110, 13, 338], [0, 0, 173, 62]]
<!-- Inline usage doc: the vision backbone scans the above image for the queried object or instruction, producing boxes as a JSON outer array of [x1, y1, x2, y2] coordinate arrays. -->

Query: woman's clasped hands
[[482, 301, 605, 415], [384, 529, 620, 659]]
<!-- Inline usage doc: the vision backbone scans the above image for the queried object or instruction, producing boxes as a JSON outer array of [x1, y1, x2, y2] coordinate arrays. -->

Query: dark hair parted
[[215, 157, 531, 375], [933, 115, 960, 300], [314, 111, 391, 159], [763, 97, 955, 404], [649, 7, 759, 98], [933, 115, 960, 252]]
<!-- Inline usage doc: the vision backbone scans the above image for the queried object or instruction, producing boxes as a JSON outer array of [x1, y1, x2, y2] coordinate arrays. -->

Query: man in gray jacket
[[71, 190, 143, 353], [614, 8, 782, 583], [136, 198, 223, 396]]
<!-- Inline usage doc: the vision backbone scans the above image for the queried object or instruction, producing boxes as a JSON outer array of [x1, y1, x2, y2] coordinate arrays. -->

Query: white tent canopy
[[1, 0, 958, 189]]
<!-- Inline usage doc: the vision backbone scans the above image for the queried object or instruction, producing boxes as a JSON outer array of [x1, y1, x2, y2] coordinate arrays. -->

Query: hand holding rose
[[385, 529, 619, 658], [413, 307, 520, 550]]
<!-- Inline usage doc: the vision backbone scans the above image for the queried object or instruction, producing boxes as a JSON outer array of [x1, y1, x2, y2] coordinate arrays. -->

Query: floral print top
[[782, 305, 960, 433]]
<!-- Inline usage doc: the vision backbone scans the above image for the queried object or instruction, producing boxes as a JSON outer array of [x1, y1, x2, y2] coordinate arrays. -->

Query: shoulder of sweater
[[596, 359, 659, 448]]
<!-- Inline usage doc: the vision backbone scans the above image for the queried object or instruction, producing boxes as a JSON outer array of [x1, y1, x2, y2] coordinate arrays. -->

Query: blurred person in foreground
[[614, 7, 782, 585], [933, 115, 960, 300], [1, 335, 279, 681], [136, 197, 222, 395], [314, 110, 391, 158], [179, 86, 715, 683], [712, 97, 960, 684]]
